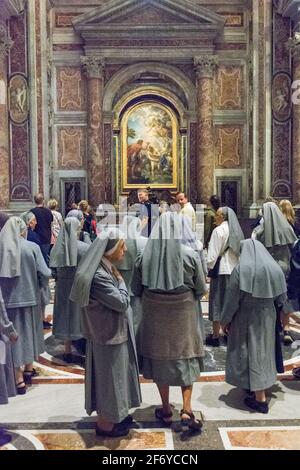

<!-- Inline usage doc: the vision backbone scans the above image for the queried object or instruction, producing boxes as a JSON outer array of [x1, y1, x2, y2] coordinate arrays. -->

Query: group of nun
[[0, 201, 297, 431]]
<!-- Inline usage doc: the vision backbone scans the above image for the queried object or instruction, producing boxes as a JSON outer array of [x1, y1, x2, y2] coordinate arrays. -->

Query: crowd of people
[[0, 189, 300, 441]]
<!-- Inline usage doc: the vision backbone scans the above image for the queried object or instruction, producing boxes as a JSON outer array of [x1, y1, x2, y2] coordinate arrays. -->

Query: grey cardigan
[[81, 262, 130, 345]]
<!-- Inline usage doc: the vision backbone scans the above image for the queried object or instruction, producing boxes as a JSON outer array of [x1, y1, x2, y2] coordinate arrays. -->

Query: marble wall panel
[[56, 67, 86, 112], [10, 122, 31, 200], [215, 125, 243, 169], [215, 66, 244, 110], [57, 126, 86, 169], [189, 123, 197, 204], [8, 12, 26, 76]]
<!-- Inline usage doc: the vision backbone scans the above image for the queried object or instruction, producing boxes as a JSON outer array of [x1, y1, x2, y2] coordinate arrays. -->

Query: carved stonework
[[9, 74, 28, 123], [58, 127, 86, 169], [57, 67, 86, 111], [0, 24, 13, 57], [219, 13, 244, 27], [272, 72, 291, 121], [81, 56, 105, 79], [189, 123, 197, 204], [194, 56, 218, 79], [215, 126, 243, 169], [109, 5, 186, 24], [215, 66, 244, 110]]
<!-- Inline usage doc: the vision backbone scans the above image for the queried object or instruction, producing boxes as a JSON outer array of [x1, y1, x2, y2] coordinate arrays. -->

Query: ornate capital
[[0, 24, 13, 58], [287, 32, 300, 61], [194, 55, 218, 79], [81, 55, 105, 79]]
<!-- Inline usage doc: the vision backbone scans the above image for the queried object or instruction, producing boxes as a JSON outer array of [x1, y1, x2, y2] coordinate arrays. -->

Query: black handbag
[[207, 256, 221, 279]]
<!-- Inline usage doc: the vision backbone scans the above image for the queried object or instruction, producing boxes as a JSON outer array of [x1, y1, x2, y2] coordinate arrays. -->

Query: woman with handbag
[[206, 207, 244, 347]]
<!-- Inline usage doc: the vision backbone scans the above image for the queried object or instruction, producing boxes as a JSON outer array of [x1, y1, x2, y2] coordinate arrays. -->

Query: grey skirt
[[85, 333, 141, 423], [0, 340, 16, 404], [7, 306, 44, 368], [143, 357, 204, 387], [209, 274, 230, 322]]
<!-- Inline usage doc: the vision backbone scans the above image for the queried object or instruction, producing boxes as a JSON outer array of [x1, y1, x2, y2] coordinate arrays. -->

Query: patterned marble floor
[[1, 299, 300, 450]]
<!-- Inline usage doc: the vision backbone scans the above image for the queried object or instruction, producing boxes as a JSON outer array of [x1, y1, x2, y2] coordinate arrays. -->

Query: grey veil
[[220, 207, 244, 255], [0, 217, 26, 278], [142, 212, 184, 291], [258, 202, 297, 247], [239, 239, 286, 298], [49, 217, 81, 268]]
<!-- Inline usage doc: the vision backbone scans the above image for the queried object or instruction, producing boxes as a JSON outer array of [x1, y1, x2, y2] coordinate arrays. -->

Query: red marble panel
[[8, 12, 26, 76], [273, 12, 291, 74], [10, 122, 31, 200], [189, 123, 197, 204], [215, 66, 244, 110], [55, 12, 81, 28], [215, 125, 243, 169], [219, 12, 244, 27], [104, 123, 112, 202]]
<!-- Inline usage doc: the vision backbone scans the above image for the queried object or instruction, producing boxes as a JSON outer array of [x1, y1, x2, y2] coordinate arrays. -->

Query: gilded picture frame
[[122, 101, 178, 189]]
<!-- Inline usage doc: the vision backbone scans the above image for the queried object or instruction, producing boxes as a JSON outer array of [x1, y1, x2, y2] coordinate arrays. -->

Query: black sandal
[[23, 368, 39, 384], [16, 381, 26, 395], [154, 408, 173, 426], [180, 409, 203, 431]]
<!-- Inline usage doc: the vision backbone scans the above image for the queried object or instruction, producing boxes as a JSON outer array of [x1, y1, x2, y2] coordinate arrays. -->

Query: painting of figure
[[122, 102, 178, 188]]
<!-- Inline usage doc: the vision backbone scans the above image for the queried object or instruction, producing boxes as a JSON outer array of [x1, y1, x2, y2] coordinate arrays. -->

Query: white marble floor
[[1, 380, 300, 424]]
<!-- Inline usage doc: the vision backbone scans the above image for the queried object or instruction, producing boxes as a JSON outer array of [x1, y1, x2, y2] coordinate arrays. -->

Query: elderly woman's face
[[107, 241, 127, 263], [29, 215, 37, 230], [215, 208, 225, 226]]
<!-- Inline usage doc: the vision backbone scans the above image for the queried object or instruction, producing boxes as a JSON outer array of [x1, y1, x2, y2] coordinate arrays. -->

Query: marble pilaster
[[0, 22, 13, 208], [289, 34, 300, 204], [194, 56, 218, 204], [81, 55, 105, 207]]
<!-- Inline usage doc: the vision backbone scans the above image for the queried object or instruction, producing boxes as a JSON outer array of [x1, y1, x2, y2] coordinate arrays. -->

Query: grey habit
[[0, 218, 51, 368], [256, 202, 297, 276], [131, 212, 207, 386], [116, 216, 148, 337], [69, 233, 141, 423], [209, 207, 244, 322], [50, 218, 90, 341], [221, 239, 288, 391], [0, 283, 17, 404]]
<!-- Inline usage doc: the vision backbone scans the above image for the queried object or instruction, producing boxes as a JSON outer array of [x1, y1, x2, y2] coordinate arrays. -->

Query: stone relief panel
[[57, 127, 86, 169], [215, 66, 244, 110], [109, 5, 184, 24], [56, 67, 86, 111], [10, 122, 31, 200], [215, 125, 243, 169], [9, 74, 28, 124], [272, 72, 291, 122]]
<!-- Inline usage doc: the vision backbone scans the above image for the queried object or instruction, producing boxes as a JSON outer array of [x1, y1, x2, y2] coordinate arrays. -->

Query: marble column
[[194, 56, 218, 204], [81, 55, 105, 207], [289, 34, 300, 204], [0, 22, 13, 209]]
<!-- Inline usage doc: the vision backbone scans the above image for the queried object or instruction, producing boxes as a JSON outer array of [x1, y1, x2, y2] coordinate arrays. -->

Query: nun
[[69, 231, 141, 438], [66, 209, 92, 245], [131, 212, 207, 430], [116, 215, 148, 336], [49, 217, 90, 362], [0, 217, 51, 394], [206, 207, 244, 347], [20, 211, 52, 330], [254, 201, 297, 344], [221, 239, 290, 414]]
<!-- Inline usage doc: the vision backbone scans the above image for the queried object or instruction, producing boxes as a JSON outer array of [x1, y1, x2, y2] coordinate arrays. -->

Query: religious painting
[[122, 102, 178, 188]]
